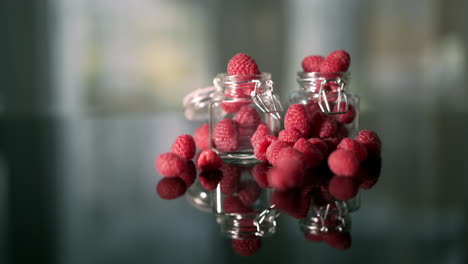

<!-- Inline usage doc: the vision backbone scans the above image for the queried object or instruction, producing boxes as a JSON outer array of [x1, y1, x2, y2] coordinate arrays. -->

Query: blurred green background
[[1, 0, 468, 263]]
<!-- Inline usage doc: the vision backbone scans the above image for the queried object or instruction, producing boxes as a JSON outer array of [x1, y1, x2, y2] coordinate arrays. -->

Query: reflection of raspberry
[[266, 140, 291, 166], [197, 150, 223, 170], [179, 161, 197, 187], [333, 103, 356, 124], [271, 189, 299, 214], [305, 233, 323, 242], [328, 149, 360, 177], [293, 138, 323, 168], [355, 130, 382, 158], [155, 152, 186, 177], [267, 166, 304, 190], [337, 138, 368, 162], [308, 138, 329, 156], [254, 135, 277, 161], [323, 232, 352, 250], [199, 169, 222, 191], [302, 55, 325, 72], [194, 123, 210, 150], [232, 105, 261, 127], [227, 53, 260, 75], [284, 104, 311, 136], [156, 178, 187, 200], [238, 180, 261, 207], [250, 123, 269, 147], [221, 101, 249, 113], [213, 119, 238, 152], [328, 176, 359, 200], [231, 238, 262, 256], [320, 50, 351, 73], [220, 164, 241, 195], [223, 195, 250, 213], [171, 134, 196, 161], [278, 128, 303, 144], [251, 162, 270, 188]]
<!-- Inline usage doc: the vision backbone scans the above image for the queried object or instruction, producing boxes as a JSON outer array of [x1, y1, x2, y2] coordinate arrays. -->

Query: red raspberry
[[333, 103, 356, 124], [308, 138, 329, 157], [328, 149, 360, 177], [227, 53, 261, 75], [266, 140, 291, 166], [271, 189, 300, 214], [238, 180, 261, 207], [156, 178, 187, 200], [278, 128, 303, 144], [231, 238, 262, 256], [284, 104, 311, 136], [197, 150, 223, 170], [254, 135, 277, 161], [337, 138, 368, 162], [305, 102, 322, 120], [213, 119, 239, 152], [223, 195, 250, 213], [178, 161, 197, 187], [251, 162, 270, 188], [220, 164, 241, 195], [199, 169, 222, 191], [355, 130, 382, 158], [267, 166, 304, 190], [320, 50, 351, 73], [221, 101, 250, 114], [310, 112, 338, 138], [323, 232, 352, 250], [232, 105, 261, 127], [328, 176, 359, 200], [302, 55, 325, 72], [171, 134, 196, 161], [289, 188, 312, 219], [305, 233, 323, 242], [194, 123, 210, 150], [323, 137, 343, 152], [155, 152, 186, 177], [250, 123, 269, 148], [357, 158, 381, 189], [293, 138, 324, 168], [276, 147, 307, 170]]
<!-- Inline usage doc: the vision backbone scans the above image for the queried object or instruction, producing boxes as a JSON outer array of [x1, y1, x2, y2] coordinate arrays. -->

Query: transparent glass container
[[290, 72, 360, 137], [210, 73, 283, 164]]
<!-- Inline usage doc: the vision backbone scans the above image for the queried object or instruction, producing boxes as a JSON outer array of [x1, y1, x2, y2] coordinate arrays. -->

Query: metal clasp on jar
[[250, 79, 283, 120], [317, 77, 349, 116]]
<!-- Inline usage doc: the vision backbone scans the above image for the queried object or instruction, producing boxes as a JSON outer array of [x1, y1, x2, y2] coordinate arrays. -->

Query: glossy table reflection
[[1, 112, 467, 264]]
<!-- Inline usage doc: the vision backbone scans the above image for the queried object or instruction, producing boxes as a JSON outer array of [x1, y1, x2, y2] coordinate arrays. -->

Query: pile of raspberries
[[154, 51, 382, 256]]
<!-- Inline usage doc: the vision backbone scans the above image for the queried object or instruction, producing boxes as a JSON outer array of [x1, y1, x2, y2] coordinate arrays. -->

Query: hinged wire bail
[[250, 79, 283, 120]]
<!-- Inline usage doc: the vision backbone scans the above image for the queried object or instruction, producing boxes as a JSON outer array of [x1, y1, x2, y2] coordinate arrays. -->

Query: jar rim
[[216, 72, 271, 82], [297, 71, 350, 79]]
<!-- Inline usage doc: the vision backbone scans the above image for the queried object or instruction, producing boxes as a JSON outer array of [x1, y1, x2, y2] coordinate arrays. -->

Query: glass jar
[[290, 72, 359, 137], [210, 73, 283, 163]]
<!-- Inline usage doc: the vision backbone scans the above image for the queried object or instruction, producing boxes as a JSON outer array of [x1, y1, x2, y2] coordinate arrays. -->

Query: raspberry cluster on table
[[155, 51, 382, 256]]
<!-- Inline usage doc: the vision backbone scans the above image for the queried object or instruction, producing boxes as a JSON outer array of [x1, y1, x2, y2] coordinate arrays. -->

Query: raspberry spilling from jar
[[227, 53, 261, 75], [302, 55, 325, 72]]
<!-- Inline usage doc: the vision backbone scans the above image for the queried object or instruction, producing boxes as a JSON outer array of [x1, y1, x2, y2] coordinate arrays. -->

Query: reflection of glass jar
[[290, 72, 359, 137], [212, 163, 279, 239], [210, 73, 282, 164]]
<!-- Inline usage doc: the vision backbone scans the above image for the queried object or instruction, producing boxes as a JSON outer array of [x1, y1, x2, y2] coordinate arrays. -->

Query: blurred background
[[1, 0, 468, 263]]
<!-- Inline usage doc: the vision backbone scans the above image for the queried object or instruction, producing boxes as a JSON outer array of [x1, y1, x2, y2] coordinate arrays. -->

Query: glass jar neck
[[296, 72, 350, 94], [214, 73, 271, 98]]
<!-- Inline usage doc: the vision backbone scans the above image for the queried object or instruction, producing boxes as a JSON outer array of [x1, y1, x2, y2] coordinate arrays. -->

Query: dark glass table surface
[[1, 110, 467, 264]]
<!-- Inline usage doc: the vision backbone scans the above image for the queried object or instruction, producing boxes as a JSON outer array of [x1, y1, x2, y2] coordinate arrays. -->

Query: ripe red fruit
[[276, 147, 307, 170], [308, 138, 329, 157], [278, 128, 303, 144], [227, 53, 261, 75], [213, 119, 239, 152], [199, 169, 222, 191], [323, 232, 352, 250], [328, 149, 360, 177], [231, 238, 262, 256], [197, 150, 223, 170], [171, 134, 196, 161], [179, 161, 197, 187], [320, 50, 351, 73], [156, 178, 187, 200], [284, 104, 311, 136], [219, 164, 241, 195], [323, 137, 343, 153], [337, 138, 368, 162], [232, 105, 261, 127], [328, 176, 359, 200], [221, 101, 250, 114], [251, 162, 270, 188], [294, 138, 324, 168], [305, 233, 323, 242], [238, 180, 261, 207], [194, 123, 210, 150], [267, 166, 304, 190], [310, 112, 338, 138], [250, 123, 269, 148], [355, 130, 382, 158], [265, 140, 291, 166], [155, 152, 186, 177], [223, 195, 250, 213], [333, 103, 356, 124], [254, 135, 277, 161], [302, 55, 325, 72]]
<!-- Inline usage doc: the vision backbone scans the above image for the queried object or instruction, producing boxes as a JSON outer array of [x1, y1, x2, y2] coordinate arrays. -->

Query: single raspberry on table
[[308, 138, 329, 157], [293, 138, 324, 168], [178, 161, 197, 187], [227, 53, 261, 75], [337, 138, 368, 162], [197, 150, 223, 170], [333, 103, 356, 124], [223, 195, 250, 213], [328, 149, 360, 177], [156, 178, 187, 200], [328, 176, 359, 201], [278, 128, 303, 144], [265, 140, 291, 166], [213, 119, 239, 152], [171, 134, 196, 161], [232, 105, 261, 127], [231, 238, 262, 256], [199, 169, 222, 191], [155, 152, 186, 177], [302, 55, 325, 72], [219, 164, 242, 195], [250, 123, 269, 148], [251, 162, 270, 188], [254, 135, 277, 162], [355, 130, 382, 158], [194, 123, 210, 150], [284, 104, 311, 136], [320, 50, 351, 73]]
